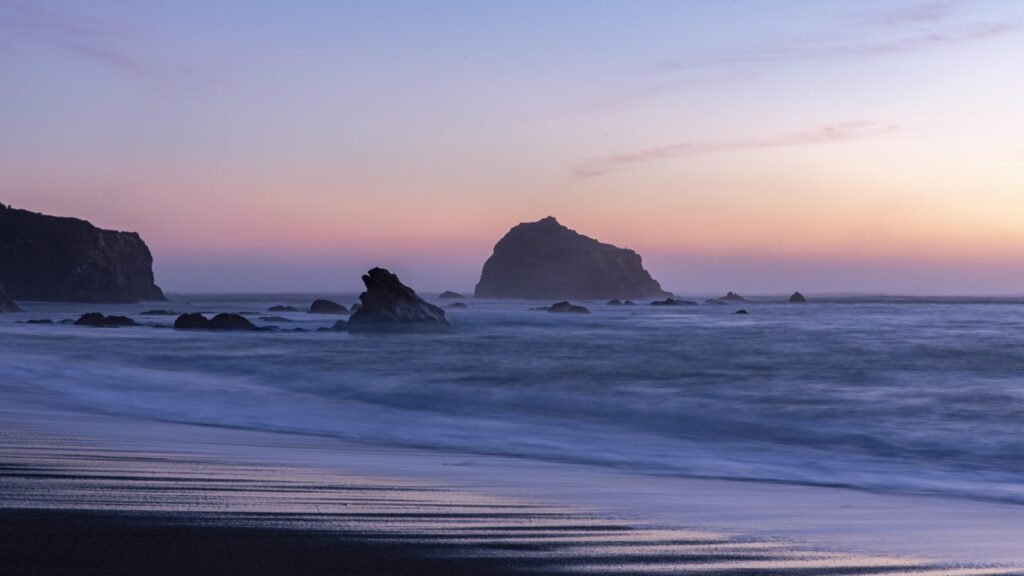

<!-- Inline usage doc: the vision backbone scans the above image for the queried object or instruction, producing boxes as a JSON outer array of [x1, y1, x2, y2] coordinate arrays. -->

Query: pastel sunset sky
[[2, 0, 1023, 294]]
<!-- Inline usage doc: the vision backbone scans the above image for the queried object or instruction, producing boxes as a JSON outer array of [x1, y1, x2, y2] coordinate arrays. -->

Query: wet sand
[[1, 411, 1022, 575]]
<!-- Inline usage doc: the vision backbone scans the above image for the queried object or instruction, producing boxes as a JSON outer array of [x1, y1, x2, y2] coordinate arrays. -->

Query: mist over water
[[2, 295, 1023, 505]]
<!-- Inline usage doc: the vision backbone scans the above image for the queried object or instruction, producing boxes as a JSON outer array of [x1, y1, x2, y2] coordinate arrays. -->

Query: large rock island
[[0, 204, 165, 303], [474, 217, 670, 300]]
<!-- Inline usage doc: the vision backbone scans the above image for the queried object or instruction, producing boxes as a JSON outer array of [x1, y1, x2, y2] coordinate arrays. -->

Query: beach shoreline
[[2, 406, 1023, 575]]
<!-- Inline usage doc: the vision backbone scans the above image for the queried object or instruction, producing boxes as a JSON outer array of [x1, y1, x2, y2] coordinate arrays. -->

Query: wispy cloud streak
[[659, 22, 1019, 72], [0, 1, 209, 86], [575, 122, 897, 179]]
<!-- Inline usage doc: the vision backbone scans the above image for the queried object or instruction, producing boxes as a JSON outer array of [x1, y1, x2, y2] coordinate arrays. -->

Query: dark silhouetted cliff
[[0, 204, 165, 303], [474, 217, 670, 300]]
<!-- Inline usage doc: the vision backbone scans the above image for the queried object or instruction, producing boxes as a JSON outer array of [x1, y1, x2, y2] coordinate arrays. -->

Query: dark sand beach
[[3, 408, 1022, 576]]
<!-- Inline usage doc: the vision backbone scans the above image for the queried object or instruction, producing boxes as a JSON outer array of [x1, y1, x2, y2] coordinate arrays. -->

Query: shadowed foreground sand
[[2, 423, 1020, 576]]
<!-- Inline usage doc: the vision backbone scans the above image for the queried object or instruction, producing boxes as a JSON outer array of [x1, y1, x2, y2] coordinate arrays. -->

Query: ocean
[[2, 294, 1023, 506]]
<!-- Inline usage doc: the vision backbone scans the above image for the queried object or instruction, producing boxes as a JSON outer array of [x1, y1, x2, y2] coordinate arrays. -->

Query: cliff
[[474, 217, 670, 300], [0, 204, 165, 303]]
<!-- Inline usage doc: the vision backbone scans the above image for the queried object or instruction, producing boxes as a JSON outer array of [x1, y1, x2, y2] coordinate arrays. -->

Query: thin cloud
[[0, 1, 211, 86], [575, 3, 1019, 116], [659, 22, 1019, 72], [575, 121, 897, 179], [857, 1, 956, 27]]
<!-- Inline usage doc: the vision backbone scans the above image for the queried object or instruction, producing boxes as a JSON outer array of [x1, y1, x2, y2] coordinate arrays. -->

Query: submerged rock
[[651, 298, 697, 306], [439, 291, 465, 299], [540, 301, 591, 314], [474, 216, 671, 300], [0, 288, 21, 313], [447, 302, 469, 309], [735, 309, 749, 315], [173, 313, 256, 330], [607, 299, 623, 305], [141, 309, 177, 316], [0, 204, 164, 303], [25, 319, 53, 324], [74, 313, 137, 327], [789, 291, 807, 303], [347, 268, 449, 329], [268, 305, 299, 312], [308, 299, 347, 314], [259, 316, 293, 322], [623, 300, 636, 305]]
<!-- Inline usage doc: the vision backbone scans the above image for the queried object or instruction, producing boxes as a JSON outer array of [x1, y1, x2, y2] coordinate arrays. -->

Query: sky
[[2, 0, 1023, 294]]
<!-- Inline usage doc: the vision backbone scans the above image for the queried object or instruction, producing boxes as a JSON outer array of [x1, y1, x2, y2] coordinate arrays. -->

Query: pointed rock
[[348, 268, 449, 329]]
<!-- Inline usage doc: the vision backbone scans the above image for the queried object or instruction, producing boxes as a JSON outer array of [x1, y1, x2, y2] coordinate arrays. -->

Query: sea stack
[[0, 204, 164, 303], [789, 291, 807, 303], [348, 268, 449, 329], [474, 217, 670, 300]]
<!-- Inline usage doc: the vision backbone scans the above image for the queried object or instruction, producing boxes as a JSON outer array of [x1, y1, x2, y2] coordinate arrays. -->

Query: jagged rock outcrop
[[308, 299, 347, 314], [74, 313, 137, 327], [174, 313, 256, 330], [439, 291, 464, 299], [348, 268, 449, 329], [0, 204, 165, 303], [0, 288, 21, 313], [474, 217, 670, 300], [789, 292, 807, 303]]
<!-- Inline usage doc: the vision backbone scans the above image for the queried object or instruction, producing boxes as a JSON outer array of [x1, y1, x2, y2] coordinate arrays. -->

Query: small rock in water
[[789, 291, 807, 303], [259, 316, 293, 322], [25, 319, 53, 324], [718, 291, 746, 302], [1, 289, 23, 313], [623, 300, 636, 305], [308, 299, 347, 314], [447, 302, 469, 309], [735, 309, 749, 315], [439, 291, 465, 299], [74, 313, 137, 327], [545, 301, 591, 314], [173, 313, 257, 330], [607, 299, 623, 305], [141, 309, 177, 316], [651, 298, 697, 306], [268, 305, 299, 312]]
